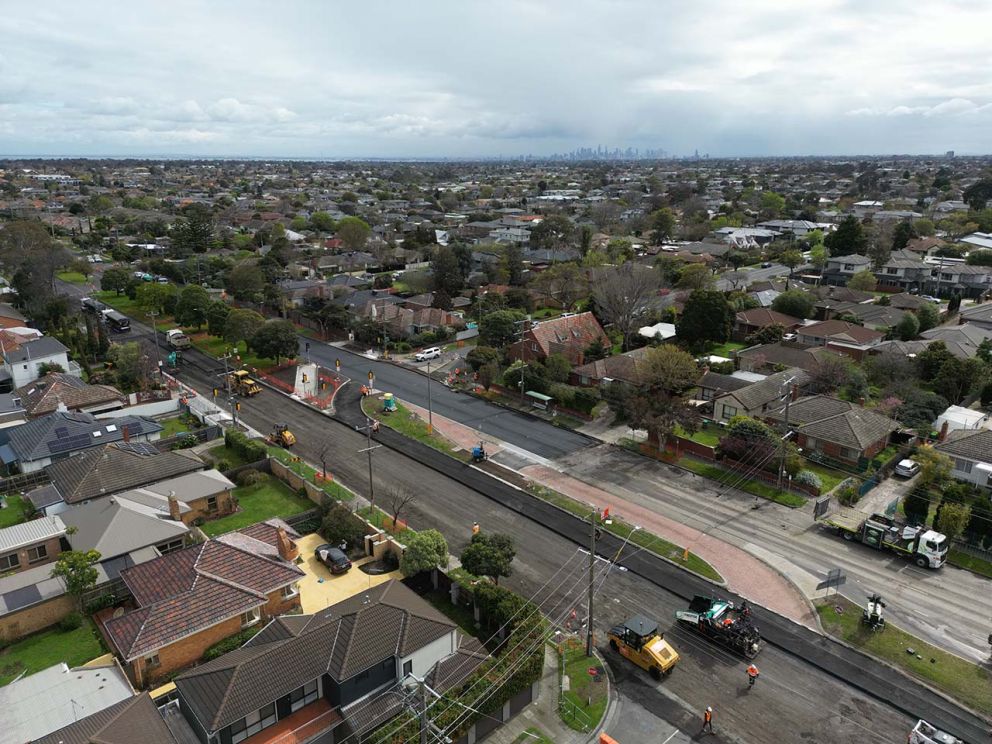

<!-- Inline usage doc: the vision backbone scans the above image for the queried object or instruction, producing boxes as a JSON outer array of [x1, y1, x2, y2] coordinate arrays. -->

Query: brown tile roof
[[572, 347, 650, 384], [175, 580, 456, 733], [524, 312, 608, 358], [737, 342, 840, 372], [734, 308, 802, 328], [105, 540, 304, 660], [16, 373, 124, 417], [45, 443, 205, 504], [33, 693, 177, 744], [766, 395, 901, 450], [800, 319, 885, 345]]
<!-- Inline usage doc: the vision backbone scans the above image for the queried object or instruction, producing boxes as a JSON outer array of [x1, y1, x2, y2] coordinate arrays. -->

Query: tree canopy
[[399, 529, 449, 577], [460, 532, 516, 585], [250, 319, 299, 362], [771, 289, 814, 319], [676, 290, 732, 352]]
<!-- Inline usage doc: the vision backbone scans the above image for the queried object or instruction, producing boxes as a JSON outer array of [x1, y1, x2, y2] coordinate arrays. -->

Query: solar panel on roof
[[54, 426, 70, 438]]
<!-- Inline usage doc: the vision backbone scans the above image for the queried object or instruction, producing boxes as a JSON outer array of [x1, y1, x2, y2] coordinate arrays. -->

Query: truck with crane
[[817, 506, 947, 568], [675, 596, 761, 659]]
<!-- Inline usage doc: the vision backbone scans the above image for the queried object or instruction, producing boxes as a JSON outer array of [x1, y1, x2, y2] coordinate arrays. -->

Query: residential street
[[298, 337, 593, 461], [555, 444, 992, 663]]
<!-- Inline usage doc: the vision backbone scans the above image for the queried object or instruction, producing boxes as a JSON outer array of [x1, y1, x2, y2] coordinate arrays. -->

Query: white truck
[[166, 329, 192, 350], [909, 719, 963, 744], [818, 507, 947, 568]]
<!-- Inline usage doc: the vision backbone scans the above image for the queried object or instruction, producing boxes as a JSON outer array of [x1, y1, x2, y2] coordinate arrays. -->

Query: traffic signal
[[235, 402, 241, 411], [213, 388, 218, 398]]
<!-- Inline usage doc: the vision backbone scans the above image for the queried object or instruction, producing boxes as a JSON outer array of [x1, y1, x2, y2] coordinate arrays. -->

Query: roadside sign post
[[816, 568, 847, 597]]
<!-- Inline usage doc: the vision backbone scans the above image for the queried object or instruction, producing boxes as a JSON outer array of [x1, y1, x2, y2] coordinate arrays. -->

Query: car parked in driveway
[[894, 459, 920, 478], [314, 544, 352, 574], [415, 346, 442, 362]]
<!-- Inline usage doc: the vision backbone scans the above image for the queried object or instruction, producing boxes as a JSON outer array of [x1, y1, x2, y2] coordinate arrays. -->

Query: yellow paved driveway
[[294, 533, 401, 614]]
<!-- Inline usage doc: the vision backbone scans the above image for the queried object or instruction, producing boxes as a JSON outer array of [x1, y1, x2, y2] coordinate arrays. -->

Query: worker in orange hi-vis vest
[[701, 706, 714, 734], [746, 663, 760, 688]]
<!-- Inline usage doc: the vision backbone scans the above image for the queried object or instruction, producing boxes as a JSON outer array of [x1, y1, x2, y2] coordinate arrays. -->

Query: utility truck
[[818, 507, 947, 568], [909, 719, 963, 744], [607, 615, 680, 679], [166, 329, 191, 350], [675, 596, 761, 659]]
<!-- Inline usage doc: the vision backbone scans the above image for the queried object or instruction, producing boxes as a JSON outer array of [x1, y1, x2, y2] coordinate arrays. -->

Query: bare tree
[[591, 263, 661, 350], [530, 263, 588, 311], [385, 488, 417, 529], [317, 442, 331, 479]]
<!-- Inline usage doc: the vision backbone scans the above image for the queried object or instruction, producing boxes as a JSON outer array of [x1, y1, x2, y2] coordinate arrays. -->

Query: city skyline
[[2, 1, 991, 158]]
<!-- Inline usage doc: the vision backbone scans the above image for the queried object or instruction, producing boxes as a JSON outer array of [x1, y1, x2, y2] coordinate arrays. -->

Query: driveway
[[294, 533, 401, 613], [857, 470, 919, 516]]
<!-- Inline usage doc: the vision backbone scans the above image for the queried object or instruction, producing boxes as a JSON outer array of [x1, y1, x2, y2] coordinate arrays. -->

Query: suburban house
[[935, 429, 992, 489], [0, 392, 28, 428], [712, 368, 811, 423], [33, 442, 205, 514], [821, 254, 873, 286], [37, 693, 178, 744], [171, 580, 487, 744], [15, 373, 125, 418], [872, 323, 992, 361], [103, 529, 305, 688], [0, 659, 137, 744], [795, 319, 884, 359], [934, 405, 990, 436], [507, 312, 610, 366], [930, 263, 992, 297], [0, 515, 66, 576], [0, 335, 75, 392], [733, 308, 802, 342], [359, 301, 465, 339], [0, 412, 163, 474], [695, 370, 758, 403], [59, 493, 191, 559], [959, 303, 992, 331], [736, 342, 839, 375], [571, 346, 650, 387], [764, 395, 902, 465], [827, 302, 909, 332]]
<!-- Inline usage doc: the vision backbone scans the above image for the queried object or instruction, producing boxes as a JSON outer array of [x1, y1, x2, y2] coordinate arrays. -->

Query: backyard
[[0, 621, 105, 686], [0, 494, 30, 528], [200, 474, 314, 536]]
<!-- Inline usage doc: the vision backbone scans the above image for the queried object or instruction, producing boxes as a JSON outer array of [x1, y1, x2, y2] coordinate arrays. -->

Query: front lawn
[[677, 456, 807, 507], [707, 341, 745, 358], [817, 596, 992, 717], [948, 547, 992, 579], [0, 494, 31, 528], [801, 461, 847, 494], [674, 424, 721, 448], [558, 638, 608, 732], [356, 505, 415, 541], [200, 475, 314, 536], [187, 334, 276, 371], [158, 416, 191, 438], [0, 621, 104, 686], [57, 270, 89, 284]]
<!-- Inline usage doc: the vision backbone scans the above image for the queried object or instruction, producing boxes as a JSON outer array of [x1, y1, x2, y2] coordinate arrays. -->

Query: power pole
[[355, 416, 382, 521], [776, 377, 796, 491], [419, 679, 429, 744], [147, 310, 162, 378], [220, 349, 237, 395], [426, 357, 434, 434], [586, 508, 601, 657]]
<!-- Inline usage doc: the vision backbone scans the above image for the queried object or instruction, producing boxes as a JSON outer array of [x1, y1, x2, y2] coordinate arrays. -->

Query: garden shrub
[[237, 468, 264, 487], [59, 612, 82, 632]]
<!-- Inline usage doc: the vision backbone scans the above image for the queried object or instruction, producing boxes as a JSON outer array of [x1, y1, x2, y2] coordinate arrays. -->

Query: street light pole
[[426, 358, 433, 434]]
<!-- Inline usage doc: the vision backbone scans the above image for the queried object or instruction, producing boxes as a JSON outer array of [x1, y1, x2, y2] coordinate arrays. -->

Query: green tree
[[0, 220, 70, 315], [916, 302, 940, 332], [136, 282, 177, 315], [639, 344, 699, 395], [895, 312, 920, 341], [779, 249, 803, 276], [963, 178, 992, 210], [502, 243, 525, 285], [100, 267, 130, 295], [915, 445, 952, 489], [226, 262, 267, 302], [460, 532, 516, 585], [936, 502, 971, 542], [759, 191, 786, 218], [480, 309, 525, 348], [650, 208, 676, 243], [175, 284, 211, 329], [224, 308, 266, 346], [171, 204, 215, 256], [250, 319, 299, 362], [543, 353, 572, 383], [913, 218, 935, 237], [466, 345, 502, 371], [107, 341, 154, 391], [399, 529, 449, 577], [207, 301, 231, 337], [431, 245, 464, 296], [771, 289, 814, 319], [916, 341, 954, 381], [824, 215, 867, 256], [336, 216, 372, 251], [892, 221, 917, 251], [809, 244, 828, 274], [676, 263, 715, 291], [320, 503, 365, 550], [310, 211, 336, 232], [50, 550, 101, 610], [676, 290, 732, 351], [932, 357, 985, 404], [966, 250, 992, 266], [530, 214, 574, 262], [847, 270, 877, 291]]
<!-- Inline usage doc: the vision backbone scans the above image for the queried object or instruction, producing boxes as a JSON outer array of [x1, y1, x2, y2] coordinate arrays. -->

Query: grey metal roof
[[175, 580, 456, 733], [2, 335, 68, 364], [0, 412, 163, 464], [0, 661, 133, 744], [0, 514, 65, 553], [142, 469, 234, 503], [766, 395, 901, 449], [936, 429, 992, 462], [716, 368, 811, 412], [60, 497, 189, 559]]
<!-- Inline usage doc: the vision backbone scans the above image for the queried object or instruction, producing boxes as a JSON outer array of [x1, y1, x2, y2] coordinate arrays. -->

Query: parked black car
[[314, 544, 352, 574]]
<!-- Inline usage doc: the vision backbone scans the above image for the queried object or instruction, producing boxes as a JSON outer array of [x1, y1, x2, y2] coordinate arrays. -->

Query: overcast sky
[[2, 0, 990, 158]]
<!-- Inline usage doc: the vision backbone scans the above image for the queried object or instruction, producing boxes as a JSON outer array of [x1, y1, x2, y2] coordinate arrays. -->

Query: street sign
[[813, 497, 832, 521]]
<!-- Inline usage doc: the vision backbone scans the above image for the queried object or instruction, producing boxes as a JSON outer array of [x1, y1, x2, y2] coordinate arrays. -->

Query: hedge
[[224, 428, 268, 463], [202, 626, 262, 661]]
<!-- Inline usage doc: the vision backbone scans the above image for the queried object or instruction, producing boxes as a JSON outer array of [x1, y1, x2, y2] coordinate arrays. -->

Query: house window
[[840, 447, 859, 461], [954, 458, 974, 475], [941, 273, 953, 281], [290, 679, 319, 712], [843, 264, 854, 271], [886, 268, 898, 275], [230, 703, 277, 744], [0, 552, 20, 571], [206, 496, 218, 512], [26, 545, 48, 564], [157, 539, 184, 555], [281, 583, 299, 599], [144, 653, 160, 668], [403, 660, 413, 676], [721, 404, 738, 420], [241, 608, 261, 628]]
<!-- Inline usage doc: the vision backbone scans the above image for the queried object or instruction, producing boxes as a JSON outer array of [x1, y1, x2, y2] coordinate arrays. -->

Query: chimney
[[858, 397, 866, 407], [791, 385, 799, 401], [167, 492, 181, 522], [938, 420, 949, 442], [122, 425, 130, 443], [276, 527, 298, 561]]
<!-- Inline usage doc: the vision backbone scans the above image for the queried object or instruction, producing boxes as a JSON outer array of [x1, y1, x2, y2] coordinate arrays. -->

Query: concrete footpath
[[400, 399, 816, 629]]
